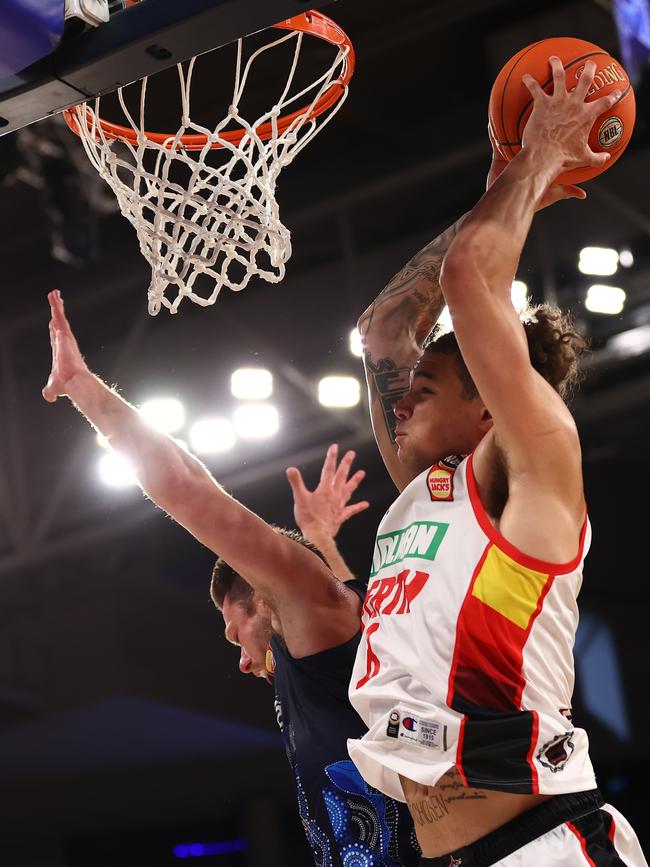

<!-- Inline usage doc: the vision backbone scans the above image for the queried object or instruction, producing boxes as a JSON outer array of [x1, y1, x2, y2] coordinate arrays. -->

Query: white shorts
[[420, 800, 647, 867]]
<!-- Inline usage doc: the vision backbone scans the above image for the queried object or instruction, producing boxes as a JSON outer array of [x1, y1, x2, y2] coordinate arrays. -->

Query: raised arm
[[43, 291, 359, 651], [358, 219, 466, 492], [439, 59, 620, 548], [286, 443, 369, 583]]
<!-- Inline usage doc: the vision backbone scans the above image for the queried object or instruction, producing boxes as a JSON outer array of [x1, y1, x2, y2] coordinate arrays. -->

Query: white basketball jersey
[[348, 454, 596, 803]]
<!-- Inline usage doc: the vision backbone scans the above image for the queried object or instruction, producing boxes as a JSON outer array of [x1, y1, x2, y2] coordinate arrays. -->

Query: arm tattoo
[[359, 219, 464, 343], [365, 355, 411, 443], [359, 218, 465, 450]]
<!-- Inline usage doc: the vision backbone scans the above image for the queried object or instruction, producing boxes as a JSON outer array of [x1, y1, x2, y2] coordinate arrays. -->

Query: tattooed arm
[[358, 219, 466, 491]]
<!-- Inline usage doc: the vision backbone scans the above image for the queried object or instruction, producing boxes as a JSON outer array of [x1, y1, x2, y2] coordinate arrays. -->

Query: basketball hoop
[[63, 10, 354, 315]]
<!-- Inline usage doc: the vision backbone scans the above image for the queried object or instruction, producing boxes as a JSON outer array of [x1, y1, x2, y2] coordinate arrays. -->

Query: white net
[[67, 22, 352, 314]]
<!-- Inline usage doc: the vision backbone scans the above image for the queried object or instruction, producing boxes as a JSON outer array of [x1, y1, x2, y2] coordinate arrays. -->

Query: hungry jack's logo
[[427, 463, 455, 501]]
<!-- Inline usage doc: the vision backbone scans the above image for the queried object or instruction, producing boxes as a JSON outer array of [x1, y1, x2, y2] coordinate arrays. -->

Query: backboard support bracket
[[0, 0, 335, 136]]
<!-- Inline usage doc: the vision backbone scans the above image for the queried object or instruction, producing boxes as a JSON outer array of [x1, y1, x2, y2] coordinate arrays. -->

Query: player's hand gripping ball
[[488, 36, 636, 184]]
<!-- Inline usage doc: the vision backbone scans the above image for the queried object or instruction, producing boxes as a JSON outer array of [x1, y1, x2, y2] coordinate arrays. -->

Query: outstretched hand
[[43, 290, 89, 402], [286, 444, 369, 543], [522, 56, 621, 173]]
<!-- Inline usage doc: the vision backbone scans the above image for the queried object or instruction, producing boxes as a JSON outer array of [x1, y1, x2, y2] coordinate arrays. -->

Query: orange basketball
[[488, 37, 636, 184]]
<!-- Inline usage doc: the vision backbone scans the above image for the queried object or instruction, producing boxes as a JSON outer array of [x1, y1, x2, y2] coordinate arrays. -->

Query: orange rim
[[63, 10, 355, 150]]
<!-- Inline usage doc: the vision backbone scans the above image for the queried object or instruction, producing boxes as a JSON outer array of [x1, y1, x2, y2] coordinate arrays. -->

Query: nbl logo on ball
[[598, 116, 623, 148]]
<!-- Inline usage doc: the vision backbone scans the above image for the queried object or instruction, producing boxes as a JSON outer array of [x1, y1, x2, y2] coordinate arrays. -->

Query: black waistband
[[420, 789, 604, 867]]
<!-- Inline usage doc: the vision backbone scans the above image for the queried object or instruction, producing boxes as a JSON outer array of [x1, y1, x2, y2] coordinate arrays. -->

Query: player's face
[[394, 353, 490, 473], [222, 594, 274, 684]]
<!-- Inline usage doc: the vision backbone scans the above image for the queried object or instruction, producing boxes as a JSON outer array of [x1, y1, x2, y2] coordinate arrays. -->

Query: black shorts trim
[[419, 789, 604, 867], [567, 808, 628, 865]]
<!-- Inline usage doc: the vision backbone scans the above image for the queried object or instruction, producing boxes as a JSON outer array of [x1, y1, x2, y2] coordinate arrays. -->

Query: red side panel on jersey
[[446, 541, 553, 793]]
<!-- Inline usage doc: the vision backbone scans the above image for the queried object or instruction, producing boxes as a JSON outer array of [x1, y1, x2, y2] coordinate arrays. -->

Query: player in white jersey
[[348, 56, 647, 866]]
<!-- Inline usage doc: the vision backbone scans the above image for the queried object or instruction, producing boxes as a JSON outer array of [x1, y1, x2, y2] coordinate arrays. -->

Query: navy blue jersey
[[270, 581, 420, 867]]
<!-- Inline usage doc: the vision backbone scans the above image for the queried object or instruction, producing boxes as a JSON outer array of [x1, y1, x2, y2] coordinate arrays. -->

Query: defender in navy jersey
[[352, 57, 646, 866], [42, 296, 420, 867]]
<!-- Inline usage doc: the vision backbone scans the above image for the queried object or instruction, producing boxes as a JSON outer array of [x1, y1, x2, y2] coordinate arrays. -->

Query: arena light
[[437, 281, 526, 333], [97, 452, 138, 488], [230, 368, 273, 400], [173, 838, 249, 858], [511, 279, 528, 311], [318, 376, 361, 408], [233, 403, 279, 439], [140, 397, 186, 433], [578, 247, 619, 277], [608, 325, 650, 358], [189, 417, 236, 454], [96, 431, 109, 449], [585, 284, 626, 315], [349, 328, 363, 358], [437, 306, 453, 332], [619, 248, 634, 268]]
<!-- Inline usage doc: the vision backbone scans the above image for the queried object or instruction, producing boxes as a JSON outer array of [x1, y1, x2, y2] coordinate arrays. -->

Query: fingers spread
[[590, 89, 622, 117], [286, 466, 308, 497], [522, 73, 545, 100], [565, 184, 586, 200], [320, 443, 338, 483], [345, 469, 366, 494], [334, 449, 356, 485], [573, 60, 596, 101], [343, 501, 370, 520], [549, 56, 566, 93]]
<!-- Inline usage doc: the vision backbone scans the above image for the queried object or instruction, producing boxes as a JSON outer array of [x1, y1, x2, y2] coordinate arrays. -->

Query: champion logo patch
[[427, 463, 455, 501]]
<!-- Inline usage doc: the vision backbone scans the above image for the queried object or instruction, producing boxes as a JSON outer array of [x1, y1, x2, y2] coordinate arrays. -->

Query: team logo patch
[[449, 857, 463, 867], [386, 710, 400, 739], [427, 464, 455, 501], [265, 646, 276, 674], [537, 732, 575, 772]]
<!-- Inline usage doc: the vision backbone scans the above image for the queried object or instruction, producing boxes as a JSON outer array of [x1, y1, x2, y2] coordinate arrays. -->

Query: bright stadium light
[[318, 376, 361, 408], [189, 418, 236, 454], [585, 284, 626, 315], [578, 247, 619, 277], [437, 282, 526, 332], [96, 431, 110, 449], [233, 403, 279, 439], [619, 248, 634, 268], [140, 397, 186, 433], [511, 280, 528, 311], [97, 452, 138, 488], [437, 306, 453, 332], [349, 328, 363, 358], [230, 368, 273, 400]]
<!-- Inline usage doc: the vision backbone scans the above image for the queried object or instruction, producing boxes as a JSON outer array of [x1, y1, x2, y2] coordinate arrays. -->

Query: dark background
[[0, 0, 648, 864]]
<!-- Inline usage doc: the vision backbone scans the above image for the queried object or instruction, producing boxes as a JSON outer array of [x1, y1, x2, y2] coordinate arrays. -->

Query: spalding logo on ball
[[488, 36, 636, 184]]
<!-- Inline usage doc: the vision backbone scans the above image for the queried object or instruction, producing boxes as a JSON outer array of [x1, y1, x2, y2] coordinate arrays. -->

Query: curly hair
[[210, 525, 326, 610], [425, 304, 588, 401]]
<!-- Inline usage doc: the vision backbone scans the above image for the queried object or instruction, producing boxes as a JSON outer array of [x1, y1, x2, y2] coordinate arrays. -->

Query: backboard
[[0, 0, 336, 136]]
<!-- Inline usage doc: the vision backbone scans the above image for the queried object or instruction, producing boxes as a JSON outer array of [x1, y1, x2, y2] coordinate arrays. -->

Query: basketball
[[488, 37, 636, 184]]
